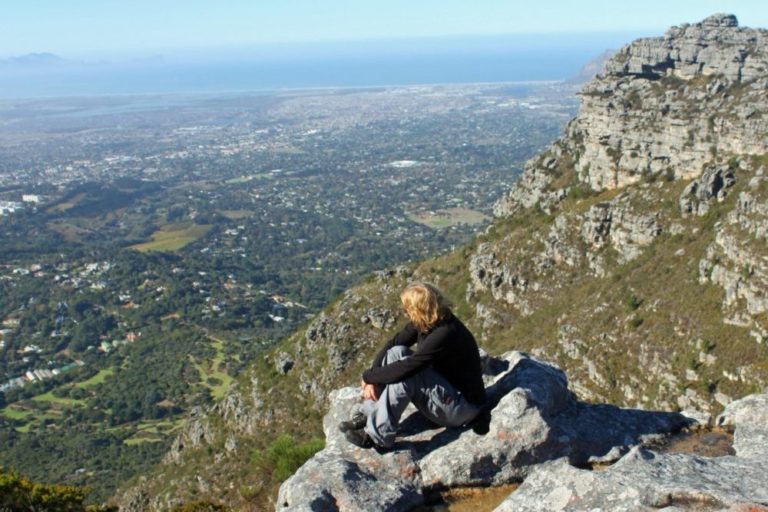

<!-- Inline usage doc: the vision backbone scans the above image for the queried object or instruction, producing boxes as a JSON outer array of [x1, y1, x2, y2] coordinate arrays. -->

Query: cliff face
[[495, 13, 768, 212], [118, 14, 768, 511]]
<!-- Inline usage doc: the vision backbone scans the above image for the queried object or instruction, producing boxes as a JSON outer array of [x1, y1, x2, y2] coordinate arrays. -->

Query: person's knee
[[385, 345, 410, 362], [379, 379, 409, 400]]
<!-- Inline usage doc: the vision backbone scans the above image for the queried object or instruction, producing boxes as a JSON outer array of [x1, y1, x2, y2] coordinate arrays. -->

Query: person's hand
[[361, 381, 380, 401]]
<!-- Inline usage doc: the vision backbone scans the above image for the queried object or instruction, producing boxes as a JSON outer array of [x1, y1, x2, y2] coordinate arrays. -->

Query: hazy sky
[[2, 0, 768, 58]]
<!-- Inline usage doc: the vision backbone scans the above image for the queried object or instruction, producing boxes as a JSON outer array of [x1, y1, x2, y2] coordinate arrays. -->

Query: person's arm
[[362, 325, 449, 384], [368, 322, 418, 370]]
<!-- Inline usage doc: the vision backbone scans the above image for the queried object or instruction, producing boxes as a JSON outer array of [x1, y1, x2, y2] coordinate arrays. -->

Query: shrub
[[252, 434, 325, 483], [0, 468, 109, 512], [568, 184, 588, 200], [625, 294, 642, 312], [171, 501, 228, 512]]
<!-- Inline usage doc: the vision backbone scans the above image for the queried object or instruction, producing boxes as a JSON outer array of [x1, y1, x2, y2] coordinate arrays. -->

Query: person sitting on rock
[[341, 282, 489, 449]]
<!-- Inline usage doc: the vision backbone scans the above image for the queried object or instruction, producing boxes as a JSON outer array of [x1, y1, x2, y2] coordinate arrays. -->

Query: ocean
[[0, 32, 646, 98]]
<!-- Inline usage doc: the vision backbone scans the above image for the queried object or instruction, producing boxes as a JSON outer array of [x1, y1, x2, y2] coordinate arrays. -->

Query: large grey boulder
[[276, 352, 690, 511], [495, 392, 768, 511]]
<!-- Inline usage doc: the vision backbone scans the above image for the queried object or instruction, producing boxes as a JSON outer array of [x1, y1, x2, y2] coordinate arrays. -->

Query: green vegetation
[[625, 294, 642, 312], [1, 406, 31, 421], [130, 223, 213, 252], [195, 337, 235, 401], [252, 434, 325, 483], [171, 501, 227, 512], [0, 468, 116, 511], [76, 368, 115, 389], [32, 390, 85, 406], [47, 192, 87, 213]]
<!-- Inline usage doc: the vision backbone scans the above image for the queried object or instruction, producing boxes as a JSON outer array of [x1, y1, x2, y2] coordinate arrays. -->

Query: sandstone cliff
[[118, 14, 768, 511]]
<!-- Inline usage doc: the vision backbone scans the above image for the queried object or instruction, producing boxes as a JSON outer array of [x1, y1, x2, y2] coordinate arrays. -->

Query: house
[[2, 318, 20, 328]]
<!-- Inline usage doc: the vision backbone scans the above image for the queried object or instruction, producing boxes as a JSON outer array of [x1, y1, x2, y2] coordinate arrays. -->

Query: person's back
[[416, 314, 486, 406]]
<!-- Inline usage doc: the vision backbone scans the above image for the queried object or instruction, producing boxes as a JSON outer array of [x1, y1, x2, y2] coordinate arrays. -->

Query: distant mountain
[[567, 49, 616, 84], [0, 52, 69, 68]]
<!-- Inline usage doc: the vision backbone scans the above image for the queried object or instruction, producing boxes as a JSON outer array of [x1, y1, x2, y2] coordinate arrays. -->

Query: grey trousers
[[361, 345, 480, 448]]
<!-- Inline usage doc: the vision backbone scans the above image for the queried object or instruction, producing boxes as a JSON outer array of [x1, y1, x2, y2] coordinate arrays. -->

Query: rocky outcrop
[[163, 406, 215, 464], [496, 392, 768, 511], [360, 307, 396, 330], [606, 14, 765, 83], [493, 148, 569, 216], [275, 351, 295, 374], [679, 163, 737, 216], [495, 13, 768, 215], [698, 167, 768, 340], [468, 243, 532, 315], [580, 195, 662, 263], [277, 352, 690, 511]]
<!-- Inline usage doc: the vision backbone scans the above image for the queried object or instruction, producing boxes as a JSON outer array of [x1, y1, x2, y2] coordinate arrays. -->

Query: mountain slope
[[117, 14, 768, 511]]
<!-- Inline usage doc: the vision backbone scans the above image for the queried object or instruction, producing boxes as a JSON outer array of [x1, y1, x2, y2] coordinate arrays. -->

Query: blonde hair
[[400, 282, 453, 332]]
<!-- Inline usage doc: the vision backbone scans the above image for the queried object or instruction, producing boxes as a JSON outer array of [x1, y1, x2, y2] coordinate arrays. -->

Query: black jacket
[[362, 314, 486, 405]]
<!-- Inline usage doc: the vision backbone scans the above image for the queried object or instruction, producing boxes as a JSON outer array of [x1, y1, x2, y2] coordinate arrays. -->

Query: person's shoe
[[339, 412, 366, 433], [471, 408, 491, 435], [344, 428, 375, 449]]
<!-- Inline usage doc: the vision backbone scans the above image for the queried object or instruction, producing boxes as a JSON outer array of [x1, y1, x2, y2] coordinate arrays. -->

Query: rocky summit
[[495, 12, 768, 212], [277, 352, 693, 511], [117, 14, 768, 511], [279, 354, 768, 512]]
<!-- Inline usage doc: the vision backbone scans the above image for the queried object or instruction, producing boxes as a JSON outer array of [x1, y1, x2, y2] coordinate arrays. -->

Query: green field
[[31, 391, 85, 406], [130, 223, 212, 252], [1, 404, 61, 433], [193, 337, 234, 400], [75, 367, 114, 389], [122, 418, 185, 445], [1, 405, 32, 420], [46, 192, 86, 213], [124, 436, 165, 446], [408, 207, 490, 229]]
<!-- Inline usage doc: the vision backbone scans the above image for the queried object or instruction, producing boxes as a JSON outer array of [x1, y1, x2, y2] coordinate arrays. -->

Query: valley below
[[0, 82, 576, 501]]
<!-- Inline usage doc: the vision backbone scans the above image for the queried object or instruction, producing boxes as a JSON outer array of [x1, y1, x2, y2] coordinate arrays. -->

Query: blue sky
[[1, 0, 767, 58]]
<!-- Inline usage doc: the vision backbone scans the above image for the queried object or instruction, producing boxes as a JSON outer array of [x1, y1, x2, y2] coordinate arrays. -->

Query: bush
[[253, 434, 325, 482], [625, 294, 642, 312], [0, 468, 94, 512], [171, 501, 227, 512], [568, 184, 588, 200]]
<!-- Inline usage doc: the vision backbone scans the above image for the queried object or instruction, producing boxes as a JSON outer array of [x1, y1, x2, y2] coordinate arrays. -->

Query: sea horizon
[[0, 31, 643, 99]]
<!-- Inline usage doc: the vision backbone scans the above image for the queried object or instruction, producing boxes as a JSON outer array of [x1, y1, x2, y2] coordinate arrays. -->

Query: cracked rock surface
[[277, 352, 690, 511]]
